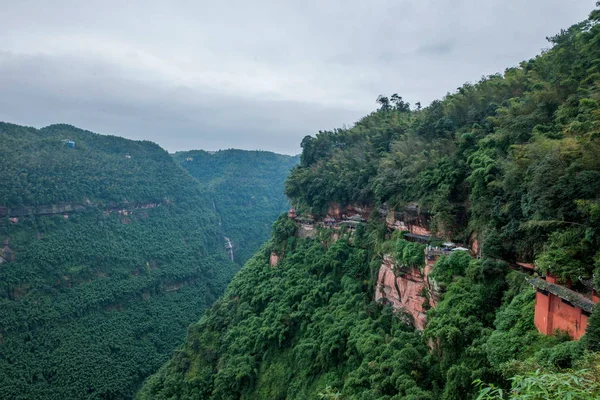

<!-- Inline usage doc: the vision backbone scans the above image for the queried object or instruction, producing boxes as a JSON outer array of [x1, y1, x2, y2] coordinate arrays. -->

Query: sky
[[0, 0, 595, 154]]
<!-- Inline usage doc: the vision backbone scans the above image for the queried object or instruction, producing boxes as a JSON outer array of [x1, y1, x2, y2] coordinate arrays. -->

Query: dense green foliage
[[0, 123, 194, 207], [139, 220, 599, 399], [394, 238, 425, 270], [141, 7, 600, 400], [286, 7, 600, 280], [0, 124, 238, 399], [430, 251, 471, 287], [476, 353, 600, 399], [139, 228, 438, 400], [173, 150, 298, 264]]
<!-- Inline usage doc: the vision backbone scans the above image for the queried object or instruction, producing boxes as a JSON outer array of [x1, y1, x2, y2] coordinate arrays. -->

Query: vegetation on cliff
[[140, 6, 600, 400], [139, 221, 600, 399], [286, 6, 600, 284], [139, 226, 438, 399], [0, 123, 240, 399]]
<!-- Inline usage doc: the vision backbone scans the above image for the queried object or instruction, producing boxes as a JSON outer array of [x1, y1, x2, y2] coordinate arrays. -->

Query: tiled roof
[[403, 232, 431, 242], [529, 277, 597, 313]]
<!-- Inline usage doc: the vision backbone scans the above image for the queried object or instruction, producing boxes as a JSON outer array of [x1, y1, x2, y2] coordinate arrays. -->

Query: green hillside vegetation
[[140, 6, 600, 400], [285, 7, 600, 286], [0, 123, 196, 207], [173, 150, 298, 264], [139, 220, 600, 399], [0, 123, 238, 399], [139, 226, 436, 400]]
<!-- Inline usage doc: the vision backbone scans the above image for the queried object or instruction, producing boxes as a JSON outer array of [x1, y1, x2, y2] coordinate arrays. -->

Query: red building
[[531, 273, 598, 340]]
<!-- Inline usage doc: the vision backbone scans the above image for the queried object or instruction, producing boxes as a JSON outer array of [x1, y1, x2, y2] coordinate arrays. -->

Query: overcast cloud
[[0, 0, 594, 154]]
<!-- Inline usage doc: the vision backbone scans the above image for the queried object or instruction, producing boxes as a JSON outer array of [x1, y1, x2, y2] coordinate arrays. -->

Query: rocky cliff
[[375, 254, 439, 330]]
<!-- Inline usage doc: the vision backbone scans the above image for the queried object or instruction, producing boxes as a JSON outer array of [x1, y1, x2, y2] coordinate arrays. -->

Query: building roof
[[426, 248, 450, 257], [340, 220, 362, 226], [451, 247, 470, 251], [403, 232, 431, 242], [529, 277, 597, 313], [346, 214, 364, 222]]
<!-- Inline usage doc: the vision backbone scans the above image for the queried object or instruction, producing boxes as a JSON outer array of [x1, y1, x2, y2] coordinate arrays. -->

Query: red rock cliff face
[[269, 252, 280, 267], [375, 255, 439, 330], [327, 203, 372, 221], [409, 225, 431, 236]]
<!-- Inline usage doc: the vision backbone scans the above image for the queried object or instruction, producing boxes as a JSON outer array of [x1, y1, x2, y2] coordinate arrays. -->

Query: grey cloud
[[0, 51, 360, 154], [416, 41, 455, 56], [0, 0, 595, 154]]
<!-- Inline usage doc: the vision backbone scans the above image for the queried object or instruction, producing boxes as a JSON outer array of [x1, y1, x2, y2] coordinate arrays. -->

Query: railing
[[425, 249, 451, 257]]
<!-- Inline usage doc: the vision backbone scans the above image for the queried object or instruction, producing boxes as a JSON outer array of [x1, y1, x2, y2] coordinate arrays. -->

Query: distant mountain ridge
[[173, 149, 299, 264], [0, 123, 189, 207]]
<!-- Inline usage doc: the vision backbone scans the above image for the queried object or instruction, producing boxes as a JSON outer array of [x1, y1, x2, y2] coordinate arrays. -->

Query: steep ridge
[[0, 123, 238, 399], [140, 7, 600, 400], [173, 149, 299, 264], [138, 219, 441, 400]]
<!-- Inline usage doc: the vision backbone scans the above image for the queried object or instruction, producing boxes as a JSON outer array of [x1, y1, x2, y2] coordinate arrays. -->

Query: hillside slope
[[173, 150, 298, 264], [139, 222, 440, 399], [0, 123, 238, 399], [139, 7, 600, 400]]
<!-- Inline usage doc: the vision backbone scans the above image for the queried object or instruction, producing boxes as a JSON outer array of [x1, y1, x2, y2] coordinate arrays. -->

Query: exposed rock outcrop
[[297, 223, 317, 239], [375, 254, 439, 330], [327, 203, 372, 221], [269, 252, 280, 267]]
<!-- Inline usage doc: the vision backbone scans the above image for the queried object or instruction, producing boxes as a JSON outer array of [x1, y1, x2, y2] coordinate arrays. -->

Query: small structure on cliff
[[340, 220, 361, 230], [62, 139, 76, 148], [530, 272, 599, 340], [403, 232, 431, 244], [323, 216, 336, 226], [288, 208, 297, 219], [425, 247, 450, 264]]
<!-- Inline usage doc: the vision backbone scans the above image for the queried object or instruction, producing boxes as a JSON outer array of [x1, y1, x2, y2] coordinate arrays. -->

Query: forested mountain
[[0, 123, 239, 399], [173, 150, 298, 264], [140, 7, 600, 400]]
